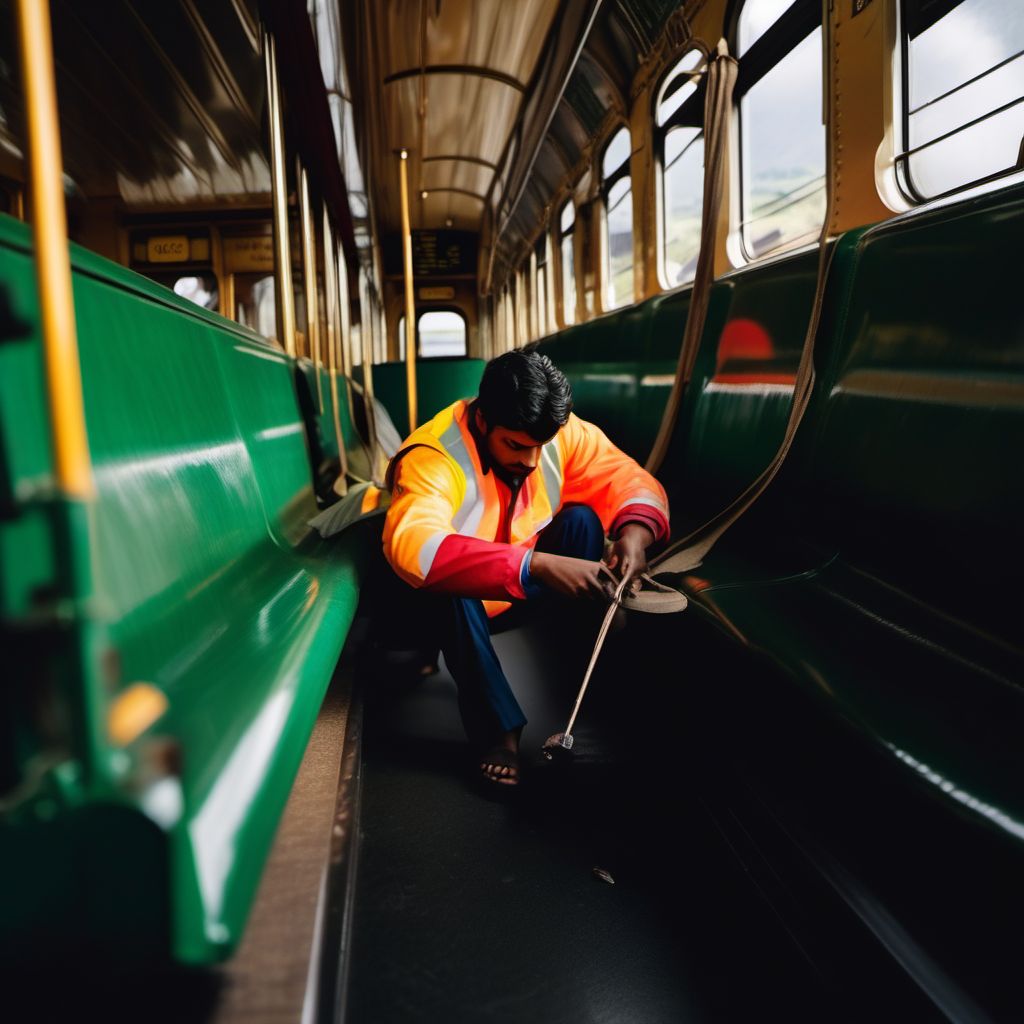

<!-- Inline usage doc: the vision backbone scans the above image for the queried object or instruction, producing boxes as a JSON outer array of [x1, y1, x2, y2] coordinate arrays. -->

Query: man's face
[[475, 408, 553, 480]]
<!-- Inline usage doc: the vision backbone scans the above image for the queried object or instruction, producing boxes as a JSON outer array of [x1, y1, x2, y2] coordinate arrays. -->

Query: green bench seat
[[0, 214, 366, 964], [672, 183, 1024, 841]]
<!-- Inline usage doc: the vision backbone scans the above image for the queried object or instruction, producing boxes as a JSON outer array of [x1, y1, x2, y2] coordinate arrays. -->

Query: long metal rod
[[299, 164, 324, 410], [16, 0, 92, 499], [263, 28, 296, 357], [322, 208, 349, 492], [398, 149, 418, 432]]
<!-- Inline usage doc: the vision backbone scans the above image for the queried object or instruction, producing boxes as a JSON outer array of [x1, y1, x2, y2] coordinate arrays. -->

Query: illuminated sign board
[[384, 230, 477, 278]]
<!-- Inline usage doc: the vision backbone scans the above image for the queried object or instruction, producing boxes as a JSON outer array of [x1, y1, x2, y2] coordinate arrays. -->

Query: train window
[[535, 234, 550, 338], [656, 49, 705, 288], [399, 310, 468, 358], [900, 0, 1024, 201], [735, 0, 825, 259], [420, 310, 467, 357], [235, 273, 277, 338], [558, 199, 576, 327], [516, 266, 530, 346], [601, 127, 634, 309]]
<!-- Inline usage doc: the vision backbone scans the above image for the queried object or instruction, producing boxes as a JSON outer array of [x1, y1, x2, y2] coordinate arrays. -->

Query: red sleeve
[[611, 503, 670, 542], [421, 534, 531, 600]]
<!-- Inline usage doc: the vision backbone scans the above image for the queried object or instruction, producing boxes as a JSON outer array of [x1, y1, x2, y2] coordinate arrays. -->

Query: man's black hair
[[476, 344, 573, 442]]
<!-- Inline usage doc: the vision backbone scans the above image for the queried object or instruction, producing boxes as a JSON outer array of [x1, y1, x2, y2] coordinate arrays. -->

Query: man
[[381, 346, 669, 788]]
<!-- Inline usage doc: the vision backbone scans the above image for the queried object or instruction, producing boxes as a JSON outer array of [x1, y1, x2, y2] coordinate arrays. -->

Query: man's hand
[[606, 523, 655, 588], [530, 551, 614, 600]]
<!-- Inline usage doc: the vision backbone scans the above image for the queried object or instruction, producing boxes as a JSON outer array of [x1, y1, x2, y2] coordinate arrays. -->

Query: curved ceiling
[[368, 0, 560, 234]]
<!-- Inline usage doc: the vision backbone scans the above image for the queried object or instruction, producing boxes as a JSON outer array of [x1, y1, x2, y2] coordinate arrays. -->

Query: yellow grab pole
[[299, 164, 323, 411], [263, 28, 296, 356], [16, 0, 92, 499], [398, 149, 418, 431]]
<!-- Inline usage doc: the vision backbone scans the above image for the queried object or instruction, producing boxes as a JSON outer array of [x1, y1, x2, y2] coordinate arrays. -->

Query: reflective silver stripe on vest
[[441, 417, 486, 534], [540, 440, 563, 514]]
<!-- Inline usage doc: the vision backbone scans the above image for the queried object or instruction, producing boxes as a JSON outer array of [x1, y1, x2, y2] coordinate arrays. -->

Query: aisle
[[345, 623, 839, 1023]]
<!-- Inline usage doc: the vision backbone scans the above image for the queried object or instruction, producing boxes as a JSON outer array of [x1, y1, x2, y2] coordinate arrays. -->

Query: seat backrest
[[0, 212, 324, 670], [368, 358, 487, 439], [796, 185, 1024, 639]]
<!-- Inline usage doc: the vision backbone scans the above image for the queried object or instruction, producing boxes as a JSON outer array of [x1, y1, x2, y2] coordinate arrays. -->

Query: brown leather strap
[[650, 238, 835, 575], [645, 40, 738, 475], [651, 3, 838, 576]]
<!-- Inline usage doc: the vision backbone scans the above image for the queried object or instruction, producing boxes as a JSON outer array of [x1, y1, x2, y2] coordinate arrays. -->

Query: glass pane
[[738, 0, 798, 55], [663, 128, 704, 286], [560, 199, 575, 233], [909, 103, 1024, 196], [561, 234, 576, 325], [740, 28, 826, 257], [905, 0, 1024, 197], [537, 263, 548, 336], [419, 310, 466, 358], [606, 179, 634, 309], [656, 50, 703, 127], [908, 0, 1024, 109], [602, 126, 631, 178], [235, 273, 276, 338]]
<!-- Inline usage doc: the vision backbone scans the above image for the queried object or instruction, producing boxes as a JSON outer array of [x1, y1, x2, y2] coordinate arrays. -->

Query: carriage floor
[[344, 613, 842, 1023]]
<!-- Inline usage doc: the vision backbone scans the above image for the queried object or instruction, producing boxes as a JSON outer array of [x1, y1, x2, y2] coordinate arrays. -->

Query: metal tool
[[542, 573, 631, 761]]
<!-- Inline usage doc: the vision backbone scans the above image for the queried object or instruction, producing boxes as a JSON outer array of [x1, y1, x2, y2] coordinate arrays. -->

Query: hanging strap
[[649, 235, 835, 576], [646, 4, 837, 579], [645, 39, 738, 475]]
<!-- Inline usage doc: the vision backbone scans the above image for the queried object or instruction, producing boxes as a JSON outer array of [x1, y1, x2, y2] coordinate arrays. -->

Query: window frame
[[535, 231, 551, 339], [654, 48, 708, 290], [599, 125, 634, 311], [556, 197, 577, 328], [398, 306, 469, 360], [731, 0, 824, 263], [896, 0, 1024, 204]]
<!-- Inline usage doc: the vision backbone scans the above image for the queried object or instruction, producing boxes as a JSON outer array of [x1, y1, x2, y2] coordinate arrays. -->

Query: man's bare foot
[[480, 729, 521, 786]]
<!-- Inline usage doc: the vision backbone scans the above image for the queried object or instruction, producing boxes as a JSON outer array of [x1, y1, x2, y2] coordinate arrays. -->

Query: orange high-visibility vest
[[383, 399, 669, 616]]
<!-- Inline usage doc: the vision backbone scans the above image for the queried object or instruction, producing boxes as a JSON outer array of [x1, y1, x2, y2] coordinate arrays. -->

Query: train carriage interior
[[2, 0, 1023, 1020]]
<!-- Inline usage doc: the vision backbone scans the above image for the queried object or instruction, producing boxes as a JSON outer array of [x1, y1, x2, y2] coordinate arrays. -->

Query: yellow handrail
[[16, 0, 93, 499], [398, 149, 418, 432], [262, 28, 296, 357], [299, 165, 324, 411]]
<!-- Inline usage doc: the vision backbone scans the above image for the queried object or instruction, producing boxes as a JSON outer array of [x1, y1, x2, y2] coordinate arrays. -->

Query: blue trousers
[[372, 505, 605, 746], [442, 505, 605, 745]]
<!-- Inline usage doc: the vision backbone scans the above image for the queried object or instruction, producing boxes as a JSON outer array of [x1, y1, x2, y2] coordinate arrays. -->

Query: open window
[[899, 0, 1024, 202], [735, 0, 825, 260], [601, 126, 634, 309], [656, 49, 705, 288]]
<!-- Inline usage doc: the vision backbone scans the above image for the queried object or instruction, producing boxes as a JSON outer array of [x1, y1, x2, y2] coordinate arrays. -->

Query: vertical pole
[[357, 268, 384, 481], [299, 164, 323, 411], [322, 208, 349, 492], [16, 0, 109, 784], [398, 149, 418, 432], [263, 28, 296, 356], [334, 240, 359, 442], [15, 0, 91, 499]]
